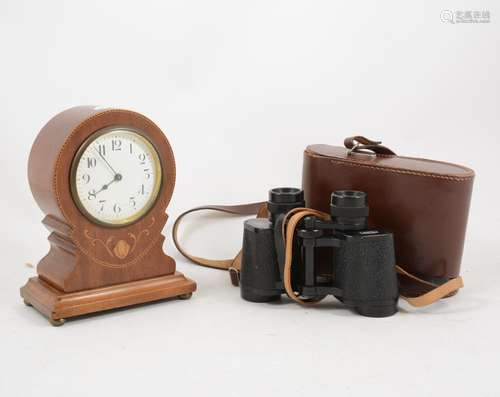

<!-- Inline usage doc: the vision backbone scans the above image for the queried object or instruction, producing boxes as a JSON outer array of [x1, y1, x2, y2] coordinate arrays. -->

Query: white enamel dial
[[71, 127, 162, 226]]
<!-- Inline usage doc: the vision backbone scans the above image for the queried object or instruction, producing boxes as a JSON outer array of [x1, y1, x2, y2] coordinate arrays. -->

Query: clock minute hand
[[95, 173, 123, 195], [93, 147, 119, 176]]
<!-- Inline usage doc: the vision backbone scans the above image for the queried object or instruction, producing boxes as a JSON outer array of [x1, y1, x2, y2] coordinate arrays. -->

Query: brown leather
[[282, 208, 330, 305], [302, 140, 475, 284], [172, 203, 267, 272], [395, 265, 463, 307]]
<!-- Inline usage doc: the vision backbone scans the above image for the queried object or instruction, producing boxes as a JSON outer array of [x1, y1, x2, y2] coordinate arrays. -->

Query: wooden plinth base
[[20, 272, 196, 326]]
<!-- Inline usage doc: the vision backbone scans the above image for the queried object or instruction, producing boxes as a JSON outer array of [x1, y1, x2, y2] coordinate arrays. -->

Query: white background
[[1, 1, 499, 396]]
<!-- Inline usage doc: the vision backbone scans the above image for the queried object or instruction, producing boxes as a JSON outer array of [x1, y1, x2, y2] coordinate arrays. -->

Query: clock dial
[[71, 127, 162, 226]]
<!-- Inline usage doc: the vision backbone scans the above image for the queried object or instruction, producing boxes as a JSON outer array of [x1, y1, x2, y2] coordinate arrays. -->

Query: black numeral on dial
[[97, 144, 106, 156], [112, 139, 122, 151], [87, 158, 97, 168]]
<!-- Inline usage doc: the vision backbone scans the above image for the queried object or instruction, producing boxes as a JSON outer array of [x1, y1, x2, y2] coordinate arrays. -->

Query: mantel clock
[[21, 106, 196, 325]]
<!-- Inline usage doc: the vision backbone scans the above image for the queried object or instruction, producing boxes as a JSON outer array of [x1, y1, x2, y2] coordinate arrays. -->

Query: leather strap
[[344, 135, 396, 155], [395, 265, 464, 307], [282, 208, 331, 305], [173, 204, 464, 308], [172, 202, 267, 273]]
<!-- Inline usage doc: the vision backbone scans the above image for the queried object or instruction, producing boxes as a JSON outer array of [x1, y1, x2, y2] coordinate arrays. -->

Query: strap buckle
[[345, 136, 395, 156], [228, 267, 240, 287], [347, 142, 360, 155], [347, 140, 383, 155]]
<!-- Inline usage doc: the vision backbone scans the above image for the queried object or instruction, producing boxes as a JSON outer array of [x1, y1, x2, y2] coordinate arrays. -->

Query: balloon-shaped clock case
[[21, 106, 196, 325]]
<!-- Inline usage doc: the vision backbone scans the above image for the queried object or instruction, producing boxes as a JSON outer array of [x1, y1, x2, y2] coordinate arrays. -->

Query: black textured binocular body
[[239, 187, 399, 317]]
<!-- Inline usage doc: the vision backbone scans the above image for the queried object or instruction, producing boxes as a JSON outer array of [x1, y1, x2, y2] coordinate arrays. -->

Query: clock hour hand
[[93, 147, 119, 176], [95, 173, 122, 195]]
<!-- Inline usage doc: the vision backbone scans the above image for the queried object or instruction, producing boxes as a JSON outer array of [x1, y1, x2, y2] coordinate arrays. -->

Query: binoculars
[[240, 187, 399, 317]]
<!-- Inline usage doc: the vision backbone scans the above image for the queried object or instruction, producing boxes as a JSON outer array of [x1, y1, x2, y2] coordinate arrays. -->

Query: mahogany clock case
[[21, 106, 196, 325]]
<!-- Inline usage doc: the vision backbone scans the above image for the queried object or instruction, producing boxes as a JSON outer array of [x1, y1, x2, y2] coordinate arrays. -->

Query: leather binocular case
[[173, 136, 474, 308], [303, 137, 474, 293]]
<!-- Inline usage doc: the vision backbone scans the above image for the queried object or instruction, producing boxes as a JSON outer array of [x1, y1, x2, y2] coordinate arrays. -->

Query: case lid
[[306, 144, 475, 179]]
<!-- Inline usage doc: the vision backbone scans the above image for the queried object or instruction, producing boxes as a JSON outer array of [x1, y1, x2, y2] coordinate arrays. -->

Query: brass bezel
[[70, 126, 163, 228]]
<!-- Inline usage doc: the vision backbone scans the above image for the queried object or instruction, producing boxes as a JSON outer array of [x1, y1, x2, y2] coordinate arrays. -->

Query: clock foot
[[178, 292, 192, 300], [23, 299, 32, 307], [49, 318, 66, 327]]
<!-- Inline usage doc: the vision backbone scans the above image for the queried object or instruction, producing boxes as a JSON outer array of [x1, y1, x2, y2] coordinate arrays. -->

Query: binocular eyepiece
[[267, 187, 305, 222], [330, 190, 369, 231], [268, 188, 370, 231]]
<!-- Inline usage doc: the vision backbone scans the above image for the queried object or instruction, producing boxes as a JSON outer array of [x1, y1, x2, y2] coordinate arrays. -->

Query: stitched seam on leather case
[[327, 159, 474, 181], [305, 148, 475, 180], [306, 147, 475, 172], [305, 149, 474, 181]]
